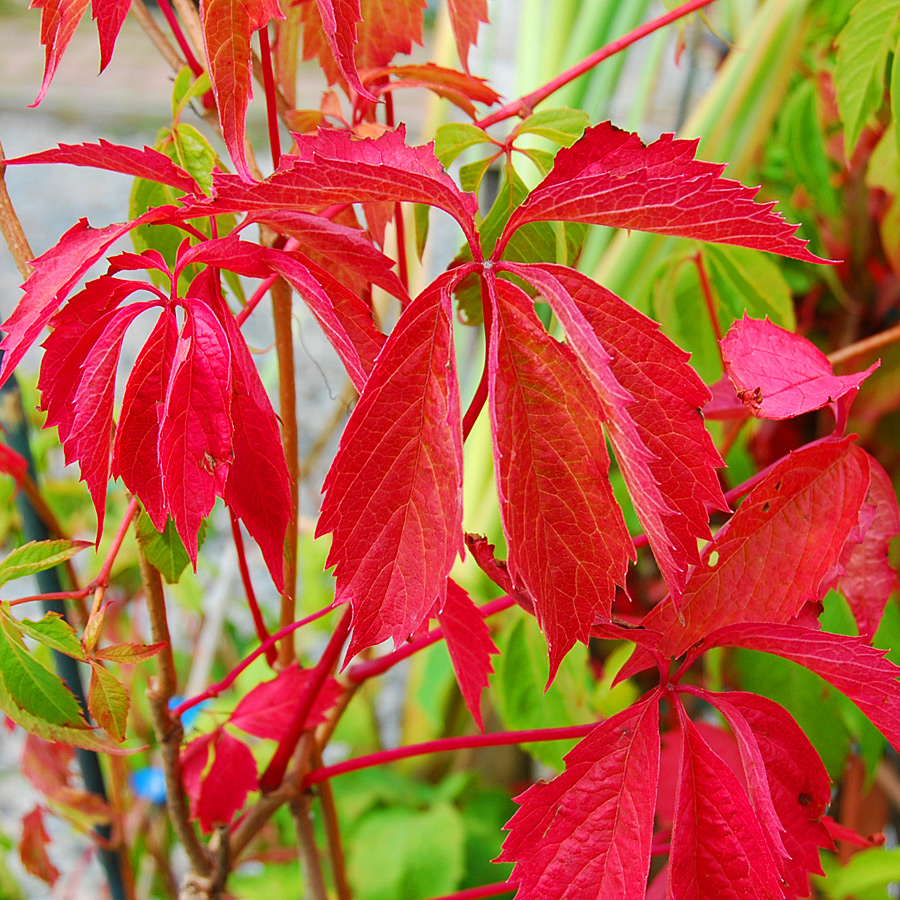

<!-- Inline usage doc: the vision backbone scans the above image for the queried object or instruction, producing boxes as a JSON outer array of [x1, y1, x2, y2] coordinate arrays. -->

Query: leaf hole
[[762, 501, 770, 513], [707, 550, 719, 567], [774, 480, 783, 491]]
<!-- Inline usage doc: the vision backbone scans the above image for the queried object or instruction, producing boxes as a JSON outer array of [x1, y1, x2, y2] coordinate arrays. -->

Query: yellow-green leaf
[[88, 662, 129, 743], [0, 540, 90, 588]]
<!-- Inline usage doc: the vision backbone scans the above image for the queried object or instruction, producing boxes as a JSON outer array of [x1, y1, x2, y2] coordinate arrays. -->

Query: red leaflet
[[644, 439, 870, 658], [229, 663, 342, 741], [314, 0, 373, 99], [836, 456, 900, 638], [181, 729, 258, 833], [113, 312, 178, 532], [159, 301, 233, 563], [365, 63, 500, 117], [198, 0, 285, 181], [497, 122, 827, 264], [30, 0, 91, 106], [668, 707, 784, 900], [317, 275, 463, 658], [20, 807, 60, 886], [436, 580, 499, 730], [6, 140, 199, 193], [506, 263, 727, 601], [708, 622, 900, 752], [0, 441, 28, 488], [488, 279, 632, 678], [209, 127, 479, 248], [175, 235, 273, 280], [498, 698, 659, 900], [722, 316, 878, 419], [91, 0, 131, 71], [447, 0, 489, 73]]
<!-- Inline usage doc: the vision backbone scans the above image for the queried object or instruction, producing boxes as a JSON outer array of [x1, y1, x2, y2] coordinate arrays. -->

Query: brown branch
[[0, 139, 35, 279], [291, 795, 329, 900], [130, 0, 186, 72], [170, 0, 205, 59], [312, 745, 352, 900], [828, 323, 900, 368]]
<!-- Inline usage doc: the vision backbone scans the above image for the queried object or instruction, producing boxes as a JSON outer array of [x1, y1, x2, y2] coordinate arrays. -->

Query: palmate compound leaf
[[495, 121, 827, 265], [497, 697, 659, 900], [721, 316, 878, 419], [641, 437, 870, 658], [502, 263, 727, 602], [317, 272, 463, 659], [198, 0, 285, 181], [487, 277, 632, 680]]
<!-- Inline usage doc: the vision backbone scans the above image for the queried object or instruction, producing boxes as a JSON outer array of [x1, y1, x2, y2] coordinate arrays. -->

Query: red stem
[[476, 0, 719, 129], [259, 608, 353, 792], [9, 588, 91, 608], [346, 595, 515, 684], [257, 25, 282, 170], [95, 497, 140, 587], [302, 723, 596, 788], [693, 252, 725, 366], [383, 94, 409, 294], [230, 512, 275, 667], [235, 238, 300, 326], [170, 600, 341, 719], [154, 0, 204, 77]]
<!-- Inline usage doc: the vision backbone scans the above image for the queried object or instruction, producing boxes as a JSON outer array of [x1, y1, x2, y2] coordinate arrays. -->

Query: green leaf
[[15, 611, 85, 661], [172, 67, 212, 120], [434, 123, 496, 167], [458, 155, 497, 196], [817, 847, 900, 899], [347, 802, 466, 900], [413, 203, 430, 262], [135, 512, 206, 584], [88, 662, 129, 743], [0, 615, 86, 727], [0, 539, 90, 588], [91, 641, 165, 664], [169, 123, 217, 194], [892, 32, 900, 160], [512, 107, 590, 147], [835, 0, 900, 157]]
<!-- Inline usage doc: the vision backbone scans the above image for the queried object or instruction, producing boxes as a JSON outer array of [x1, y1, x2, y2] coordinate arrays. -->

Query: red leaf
[[707, 622, 900, 753], [317, 274, 463, 658], [313, 0, 374, 100], [0, 440, 28, 488], [498, 698, 660, 900], [216, 298, 293, 591], [668, 708, 784, 900], [29, 0, 91, 106], [198, 0, 285, 181], [229, 663, 342, 741], [701, 690, 833, 896], [436, 580, 499, 730], [113, 311, 178, 531], [498, 122, 828, 264], [208, 127, 479, 248], [20, 807, 60, 886], [91, 0, 131, 71], [447, 0, 489, 73], [159, 301, 234, 562], [6, 139, 199, 193], [722, 316, 878, 419], [21, 735, 74, 797], [181, 729, 258, 833], [365, 63, 500, 117], [263, 248, 386, 392], [488, 278, 632, 679], [836, 455, 900, 638], [506, 262, 727, 601], [643, 438, 870, 658]]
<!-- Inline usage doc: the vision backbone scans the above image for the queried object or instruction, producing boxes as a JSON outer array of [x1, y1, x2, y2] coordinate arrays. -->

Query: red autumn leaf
[[198, 0, 285, 181], [497, 122, 827, 264], [181, 729, 258, 833], [263, 248, 386, 392], [836, 455, 899, 638], [364, 63, 500, 117], [20, 807, 60, 886], [505, 262, 727, 601], [30, 0, 91, 106], [0, 214, 171, 386], [721, 316, 878, 419], [498, 698, 660, 900], [40, 302, 156, 538], [6, 139, 199, 193], [488, 278, 632, 679], [313, 0, 374, 100], [229, 663, 342, 741], [700, 690, 833, 897], [317, 274, 463, 659], [707, 622, 900, 753], [216, 297, 293, 591], [159, 300, 234, 563], [207, 127, 479, 248], [668, 706, 784, 900], [175, 235, 274, 281], [250, 210, 407, 300], [113, 311, 178, 532], [0, 440, 28, 488], [21, 735, 74, 798], [643, 438, 870, 658], [447, 0, 489, 73], [92, 0, 131, 70], [436, 579, 499, 730]]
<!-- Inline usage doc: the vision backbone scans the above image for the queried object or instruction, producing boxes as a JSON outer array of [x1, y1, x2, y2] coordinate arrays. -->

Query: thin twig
[[129, 0, 186, 72], [828, 323, 900, 367], [311, 745, 352, 900], [0, 138, 35, 279], [291, 795, 329, 900], [298, 382, 356, 481]]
